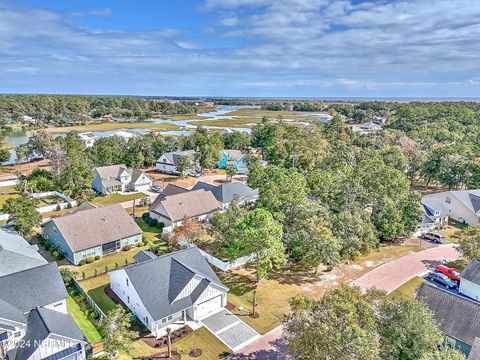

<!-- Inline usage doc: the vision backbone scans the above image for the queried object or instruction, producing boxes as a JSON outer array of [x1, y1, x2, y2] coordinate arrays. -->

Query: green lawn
[[67, 296, 102, 343], [390, 276, 426, 299], [119, 327, 229, 360], [92, 192, 148, 206], [135, 218, 163, 242], [65, 245, 149, 279], [78, 275, 117, 314], [0, 187, 20, 207]]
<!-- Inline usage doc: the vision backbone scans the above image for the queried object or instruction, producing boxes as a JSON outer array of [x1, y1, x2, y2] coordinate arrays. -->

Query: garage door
[[135, 184, 150, 192], [196, 296, 222, 319]]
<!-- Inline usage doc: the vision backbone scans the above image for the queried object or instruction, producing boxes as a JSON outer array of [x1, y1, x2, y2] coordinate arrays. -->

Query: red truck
[[435, 265, 460, 282]]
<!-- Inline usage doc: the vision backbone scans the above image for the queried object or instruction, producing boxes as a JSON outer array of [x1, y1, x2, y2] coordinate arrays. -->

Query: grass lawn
[[0, 185, 20, 207], [65, 245, 150, 278], [389, 276, 426, 299], [119, 327, 229, 360], [188, 118, 262, 128], [353, 244, 424, 264], [45, 122, 183, 134], [92, 192, 148, 206], [66, 296, 102, 343], [78, 275, 117, 314]]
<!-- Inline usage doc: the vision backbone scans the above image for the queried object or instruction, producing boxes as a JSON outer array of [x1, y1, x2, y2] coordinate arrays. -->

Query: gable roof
[[422, 197, 449, 221], [46, 204, 142, 252], [150, 189, 220, 222], [157, 150, 196, 166], [13, 307, 85, 360], [448, 190, 480, 214], [0, 298, 26, 324], [120, 247, 227, 321], [0, 229, 47, 277], [0, 263, 68, 315], [461, 258, 480, 285], [221, 149, 244, 160], [191, 181, 258, 204], [417, 283, 480, 346], [95, 164, 128, 179], [133, 250, 158, 263], [163, 184, 190, 196]]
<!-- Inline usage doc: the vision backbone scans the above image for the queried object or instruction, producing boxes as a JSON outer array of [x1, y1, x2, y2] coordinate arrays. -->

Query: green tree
[[238, 208, 287, 283], [59, 267, 77, 286], [225, 165, 237, 182], [101, 305, 136, 359], [176, 154, 194, 178], [458, 227, 480, 260], [2, 195, 40, 237]]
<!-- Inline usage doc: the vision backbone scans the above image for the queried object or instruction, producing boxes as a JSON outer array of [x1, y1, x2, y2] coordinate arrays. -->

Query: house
[[42, 204, 142, 265], [218, 150, 248, 174], [109, 247, 228, 337], [0, 263, 86, 360], [425, 190, 480, 226], [149, 189, 220, 233], [191, 181, 258, 209], [417, 283, 480, 357], [414, 197, 450, 236], [350, 122, 382, 135], [155, 150, 199, 175], [459, 259, 480, 301], [0, 229, 47, 277], [78, 132, 97, 148], [161, 184, 190, 197], [91, 164, 153, 194], [111, 130, 136, 140]]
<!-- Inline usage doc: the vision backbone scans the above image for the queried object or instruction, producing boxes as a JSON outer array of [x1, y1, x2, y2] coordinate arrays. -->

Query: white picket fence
[[0, 190, 77, 221]]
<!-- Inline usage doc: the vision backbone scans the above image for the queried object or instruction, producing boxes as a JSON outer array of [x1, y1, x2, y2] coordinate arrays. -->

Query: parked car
[[435, 265, 460, 282], [422, 232, 446, 243], [150, 185, 162, 193], [428, 272, 458, 289]]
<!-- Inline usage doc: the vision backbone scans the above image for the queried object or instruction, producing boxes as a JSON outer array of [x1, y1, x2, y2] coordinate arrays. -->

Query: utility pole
[[252, 288, 257, 317]]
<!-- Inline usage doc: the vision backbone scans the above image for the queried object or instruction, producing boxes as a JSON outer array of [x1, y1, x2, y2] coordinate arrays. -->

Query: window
[[167, 315, 173, 321], [54, 302, 63, 307], [127, 296, 130, 303], [14, 331, 21, 338], [161, 318, 166, 323], [126, 278, 129, 287], [446, 197, 451, 204]]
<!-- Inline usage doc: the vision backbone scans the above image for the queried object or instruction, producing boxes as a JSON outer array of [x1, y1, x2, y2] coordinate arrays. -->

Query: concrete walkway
[[352, 244, 460, 293]]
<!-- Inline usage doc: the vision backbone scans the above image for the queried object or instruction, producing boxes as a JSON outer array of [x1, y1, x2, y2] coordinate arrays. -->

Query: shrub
[[85, 256, 95, 264], [95, 255, 101, 260], [157, 222, 164, 230], [66, 202, 73, 209], [123, 244, 133, 251], [148, 218, 158, 227], [142, 212, 149, 220], [78, 260, 86, 266], [56, 204, 61, 211]]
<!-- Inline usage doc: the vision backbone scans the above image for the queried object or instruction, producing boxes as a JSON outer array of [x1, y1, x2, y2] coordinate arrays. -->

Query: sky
[[1, 0, 480, 97]]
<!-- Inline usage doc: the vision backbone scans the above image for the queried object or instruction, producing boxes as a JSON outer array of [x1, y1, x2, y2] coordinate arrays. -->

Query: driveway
[[200, 309, 260, 352], [352, 244, 460, 293]]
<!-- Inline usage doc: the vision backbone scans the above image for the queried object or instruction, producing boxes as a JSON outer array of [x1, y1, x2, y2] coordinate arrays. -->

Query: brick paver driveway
[[352, 244, 460, 293], [201, 309, 260, 351]]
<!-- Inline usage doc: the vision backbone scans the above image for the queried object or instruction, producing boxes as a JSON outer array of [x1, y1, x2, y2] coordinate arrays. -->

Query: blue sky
[[1, 0, 480, 97]]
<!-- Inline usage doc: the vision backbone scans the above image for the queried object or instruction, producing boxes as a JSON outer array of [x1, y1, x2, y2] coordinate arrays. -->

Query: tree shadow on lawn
[[266, 264, 324, 286], [220, 271, 256, 296]]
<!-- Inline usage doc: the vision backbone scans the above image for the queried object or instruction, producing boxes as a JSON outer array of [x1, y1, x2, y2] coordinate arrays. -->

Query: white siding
[[109, 270, 155, 333], [43, 299, 68, 314], [459, 278, 480, 301], [195, 284, 226, 305], [173, 276, 202, 302]]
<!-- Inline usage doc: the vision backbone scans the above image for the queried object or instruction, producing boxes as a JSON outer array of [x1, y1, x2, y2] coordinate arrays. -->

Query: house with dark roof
[[425, 190, 480, 226], [191, 181, 258, 209], [0, 229, 47, 277], [42, 203, 142, 264], [0, 263, 86, 360], [149, 189, 220, 233], [459, 259, 480, 301], [414, 196, 450, 236], [92, 164, 152, 194], [109, 247, 228, 337], [417, 283, 480, 357], [155, 150, 200, 176], [161, 184, 190, 197], [218, 150, 248, 174]]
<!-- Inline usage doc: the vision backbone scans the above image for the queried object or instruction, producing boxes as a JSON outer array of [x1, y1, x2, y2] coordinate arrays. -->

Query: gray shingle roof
[[133, 250, 158, 263], [14, 307, 85, 360], [422, 197, 449, 221], [121, 247, 227, 321], [0, 263, 68, 313], [46, 204, 142, 252], [0, 298, 26, 324], [0, 229, 47, 277], [150, 189, 220, 222], [163, 184, 190, 196], [157, 150, 196, 166], [191, 181, 258, 204], [461, 259, 480, 285], [417, 283, 480, 346]]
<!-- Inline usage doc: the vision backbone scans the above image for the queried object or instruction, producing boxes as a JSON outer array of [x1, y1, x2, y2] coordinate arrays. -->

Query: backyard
[[66, 296, 102, 344], [92, 192, 148, 206], [0, 185, 20, 207]]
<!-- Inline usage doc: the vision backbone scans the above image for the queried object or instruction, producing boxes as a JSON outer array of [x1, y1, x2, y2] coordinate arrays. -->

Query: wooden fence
[[72, 278, 106, 320]]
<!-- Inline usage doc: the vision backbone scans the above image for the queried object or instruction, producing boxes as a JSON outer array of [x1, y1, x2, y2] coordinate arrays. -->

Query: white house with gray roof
[[0, 263, 86, 360], [459, 259, 480, 302], [92, 164, 152, 194], [0, 229, 47, 277], [109, 247, 228, 337], [155, 150, 199, 176], [42, 203, 142, 264], [425, 190, 480, 226], [414, 196, 450, 236], [191, 181, 258, 210]]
